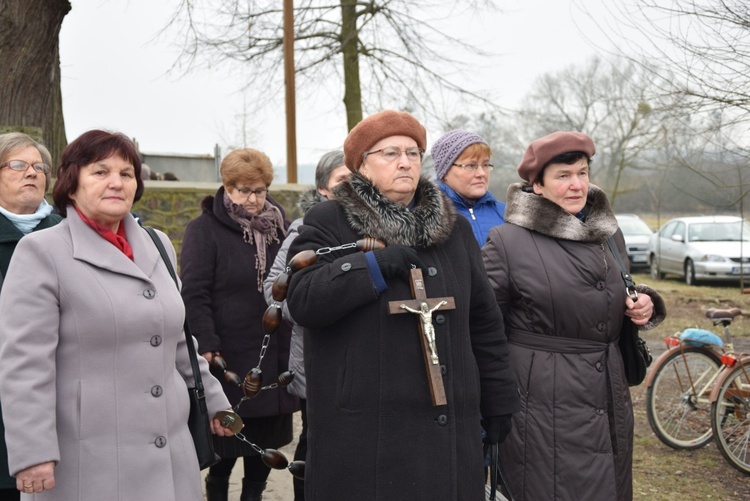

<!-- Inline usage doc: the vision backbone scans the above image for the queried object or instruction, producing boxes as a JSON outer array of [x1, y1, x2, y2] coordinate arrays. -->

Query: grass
[[630, 273, 750, 500]]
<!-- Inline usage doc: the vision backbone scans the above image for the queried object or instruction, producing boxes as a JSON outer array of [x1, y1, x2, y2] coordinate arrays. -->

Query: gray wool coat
[[286, 174, 520, 501], [0, 209, 230, 501], [481, 183, 666, 501]]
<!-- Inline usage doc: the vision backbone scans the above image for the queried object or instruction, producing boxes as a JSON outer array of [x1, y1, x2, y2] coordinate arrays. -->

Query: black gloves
[[482, 414, 513, 445], [373, 244, 427, 279]]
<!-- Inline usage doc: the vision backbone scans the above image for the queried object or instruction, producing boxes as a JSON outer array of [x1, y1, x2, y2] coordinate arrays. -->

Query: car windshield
[[687, 221, 750, 242], [618, 219, 653, 237]]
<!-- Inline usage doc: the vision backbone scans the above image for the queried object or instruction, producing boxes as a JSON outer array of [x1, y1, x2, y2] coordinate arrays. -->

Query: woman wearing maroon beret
[[482, 131, 667, 500]]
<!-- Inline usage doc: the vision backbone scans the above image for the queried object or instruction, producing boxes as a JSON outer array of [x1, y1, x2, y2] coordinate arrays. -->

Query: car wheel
[[685, 259, 697, 286], [650, 256, 664, 280]]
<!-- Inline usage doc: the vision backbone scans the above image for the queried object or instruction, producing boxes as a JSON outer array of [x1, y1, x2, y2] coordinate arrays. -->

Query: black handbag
[[145, 226, 221, 469], [607, 237, 653, 386]]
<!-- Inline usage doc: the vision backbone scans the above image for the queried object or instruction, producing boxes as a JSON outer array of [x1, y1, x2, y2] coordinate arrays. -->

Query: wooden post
[[283, 0, 297, 183]]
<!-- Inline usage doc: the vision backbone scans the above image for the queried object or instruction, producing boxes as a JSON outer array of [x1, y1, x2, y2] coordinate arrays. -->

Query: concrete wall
[[133, 181, 312, 259]]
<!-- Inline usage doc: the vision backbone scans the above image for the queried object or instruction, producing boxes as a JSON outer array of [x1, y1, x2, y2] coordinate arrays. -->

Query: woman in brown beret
[[481, 131, 667, 500], [285, 110, 520, 500]]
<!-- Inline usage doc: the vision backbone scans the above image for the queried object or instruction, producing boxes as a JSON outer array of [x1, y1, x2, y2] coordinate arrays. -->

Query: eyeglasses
[[363, 147, 424, 163], [0, 160, 51, 174], [236, 186, 268, 198], [452, 162, 494, 173]]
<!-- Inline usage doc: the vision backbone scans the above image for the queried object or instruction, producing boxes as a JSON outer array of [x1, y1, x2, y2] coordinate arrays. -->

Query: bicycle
[[709, 347, 750, 474], [645, 308, 741, 450]]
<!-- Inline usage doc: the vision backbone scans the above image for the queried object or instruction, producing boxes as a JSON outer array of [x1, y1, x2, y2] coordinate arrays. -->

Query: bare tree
[[166, 0, 499, 130], [0, 0, 70, 165], [586, 0, 750, 121]]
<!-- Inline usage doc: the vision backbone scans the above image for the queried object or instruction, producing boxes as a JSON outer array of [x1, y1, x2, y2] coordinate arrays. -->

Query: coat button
[[151, 385, 163, 397], [150, 335, 162, 347], [143, 288, 156, 299], [595, 361, 603, 372], [437, 414, 448, 426], [340, 263, 352, 272], [596, 281, 605, 291], [435, 314, 446, 325], [428, 267, 438, 277], [440, 365, 447, 375], [595, 409, 605, 416], [597, 322, 606, 332], [154, 436, 167, 448]]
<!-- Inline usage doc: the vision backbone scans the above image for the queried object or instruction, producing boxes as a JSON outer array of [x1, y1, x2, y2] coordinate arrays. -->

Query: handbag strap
[[606, 236, 637, 299], [144, 226, 205, 395]]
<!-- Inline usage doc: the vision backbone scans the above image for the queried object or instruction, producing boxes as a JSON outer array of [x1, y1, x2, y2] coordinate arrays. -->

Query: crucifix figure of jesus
[[399, 301, 447, 365], [388, 268, 455, 406]]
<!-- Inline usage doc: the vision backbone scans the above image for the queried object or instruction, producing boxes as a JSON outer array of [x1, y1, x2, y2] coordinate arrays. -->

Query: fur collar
[[298, 188, 324, 215], [505, 182, 619, 243], [332, 172, 457, 249]]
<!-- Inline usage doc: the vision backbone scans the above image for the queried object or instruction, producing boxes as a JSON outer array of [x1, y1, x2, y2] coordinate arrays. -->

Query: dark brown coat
[[482, 183, 665, 501]]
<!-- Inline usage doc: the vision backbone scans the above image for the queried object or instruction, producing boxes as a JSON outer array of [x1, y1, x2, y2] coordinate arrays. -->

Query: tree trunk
[[0, 0, 71, 168], [339, 0, 362, 130]]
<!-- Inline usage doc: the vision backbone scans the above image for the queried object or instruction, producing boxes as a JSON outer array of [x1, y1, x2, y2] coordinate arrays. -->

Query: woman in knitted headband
[[431, 129, 506, 246]]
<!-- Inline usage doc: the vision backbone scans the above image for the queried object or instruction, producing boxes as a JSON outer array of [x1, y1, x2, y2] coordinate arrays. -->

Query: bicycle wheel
[[711, 361, 750, 475], [646, 347, 722, 449]]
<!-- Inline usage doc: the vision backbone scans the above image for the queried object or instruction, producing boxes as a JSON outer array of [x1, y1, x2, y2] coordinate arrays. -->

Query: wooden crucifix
[[388, 268, 455, 406]]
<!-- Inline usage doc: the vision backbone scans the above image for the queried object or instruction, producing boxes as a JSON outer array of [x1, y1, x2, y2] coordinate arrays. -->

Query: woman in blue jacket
[[432, 130, 505, 246]]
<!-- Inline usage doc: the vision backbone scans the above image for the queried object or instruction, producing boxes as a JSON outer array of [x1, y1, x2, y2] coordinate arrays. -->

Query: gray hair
[[315, 150, 345, 191], [0, 132, 53, 191]]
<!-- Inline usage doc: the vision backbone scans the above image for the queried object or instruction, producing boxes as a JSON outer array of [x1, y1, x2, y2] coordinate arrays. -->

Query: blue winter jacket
[[438, 181, 506, 247]]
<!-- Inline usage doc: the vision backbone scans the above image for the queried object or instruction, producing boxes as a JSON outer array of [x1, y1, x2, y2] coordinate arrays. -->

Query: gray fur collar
[[332, 172, 457, 248], [298, 188, 324, 215], [505, 182, 619, 243]]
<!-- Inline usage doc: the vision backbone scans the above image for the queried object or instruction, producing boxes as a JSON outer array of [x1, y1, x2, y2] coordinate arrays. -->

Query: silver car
[[649, 215, 750, 285], [615, 214, 653, 270]]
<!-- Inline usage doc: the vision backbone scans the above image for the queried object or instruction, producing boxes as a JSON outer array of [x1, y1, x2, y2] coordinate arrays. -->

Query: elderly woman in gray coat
[[482, 131, 666, 501], [0, 130, 232, 500]]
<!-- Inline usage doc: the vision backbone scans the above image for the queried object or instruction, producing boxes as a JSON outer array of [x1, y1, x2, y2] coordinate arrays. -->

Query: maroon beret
[[517, 131, 595, 183], [343, 110, 427, 172]]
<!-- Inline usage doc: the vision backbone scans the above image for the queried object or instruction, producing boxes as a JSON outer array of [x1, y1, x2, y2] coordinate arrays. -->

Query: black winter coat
[[286, 174, 520, 501], [180, 188, 299, 429]]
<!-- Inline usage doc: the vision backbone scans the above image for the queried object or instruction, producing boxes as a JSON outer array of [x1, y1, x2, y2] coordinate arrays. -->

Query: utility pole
[[283, 0, 298, 183]]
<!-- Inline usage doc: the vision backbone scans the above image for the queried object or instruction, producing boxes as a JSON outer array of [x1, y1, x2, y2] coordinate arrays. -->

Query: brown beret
[[343, 110, 427, 172], [517, 131, 595, 183]]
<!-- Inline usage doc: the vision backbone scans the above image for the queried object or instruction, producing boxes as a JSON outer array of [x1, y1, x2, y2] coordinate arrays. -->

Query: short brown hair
[[220, 148, 274, 188], [53, 130, 144, 217]]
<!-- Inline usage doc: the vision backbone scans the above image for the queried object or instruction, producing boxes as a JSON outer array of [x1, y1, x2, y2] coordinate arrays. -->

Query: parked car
[[615, 214, 653, 270], [648, 216, 750, 285]]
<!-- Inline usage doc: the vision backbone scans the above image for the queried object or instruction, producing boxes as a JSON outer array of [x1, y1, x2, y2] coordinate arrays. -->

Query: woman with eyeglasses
[[284, 110, 520, 500], [431, 130, 505, 246], [0, 130, 234, 500], [180, 148, 299, 501], [0, 132, 61, 501]]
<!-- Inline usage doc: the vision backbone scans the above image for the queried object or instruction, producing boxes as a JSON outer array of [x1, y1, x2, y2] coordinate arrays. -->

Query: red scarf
[[74, 206, 134, 261]]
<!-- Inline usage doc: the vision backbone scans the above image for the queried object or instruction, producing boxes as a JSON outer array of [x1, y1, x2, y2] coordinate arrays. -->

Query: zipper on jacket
[[468, 207, 476, 220]]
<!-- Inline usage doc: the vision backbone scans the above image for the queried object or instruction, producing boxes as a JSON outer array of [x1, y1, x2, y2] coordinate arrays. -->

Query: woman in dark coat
[[0, 133, 61, 500], [285, 110, 520, 501], [180, 148, 299, 501], [481, 131, 667, 501]]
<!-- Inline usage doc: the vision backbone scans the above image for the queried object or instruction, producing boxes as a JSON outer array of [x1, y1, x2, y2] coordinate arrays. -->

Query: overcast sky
[[59, 0, 618, 176]]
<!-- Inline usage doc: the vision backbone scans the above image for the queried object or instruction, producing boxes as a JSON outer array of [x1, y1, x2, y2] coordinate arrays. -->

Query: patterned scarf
[[223, 192, 286, 292]]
